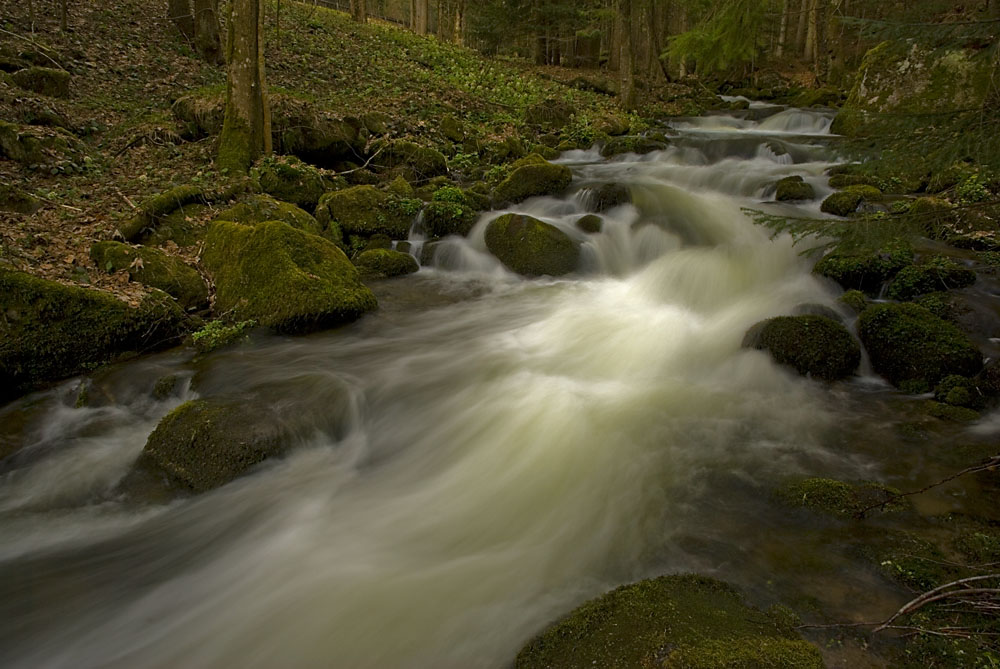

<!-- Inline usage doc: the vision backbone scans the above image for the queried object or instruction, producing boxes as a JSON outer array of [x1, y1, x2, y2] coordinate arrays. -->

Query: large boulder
[[253, 155, 333, 212], [315, 185, 419, 239], [524, 98, 576, 131], [10, 66, 70, 97], [885, 256, 976, 301], [484, 213, 579, 277], [353, 249, 419, 279], [0, 184, 41, 214], [813, 239, 913, 294], [215, 194, 325, 238], [492, 154, 572, 205], [820, 185, 882, 216], [422, 186, 479, 237], [202, 221, 376, 332], [743, 315, 860, 381], [0, 268, 189, 402], [515, 574, 823, 669], [370, 140, 448, 180], [90, 241, 208, 310], [858, 302, 983, 391], [0, 121, 87, 169]]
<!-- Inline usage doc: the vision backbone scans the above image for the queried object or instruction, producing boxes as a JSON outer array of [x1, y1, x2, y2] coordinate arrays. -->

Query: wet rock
[[315, 185, 419, 239], [775, 175, 815, 201], [353, 249, 419, 279], [202, 220, 376, 332], [423, 200, 477, 237], [484, 213, 579, 277], [775, 477, 906, 517], [10, 66, 70, 98], [813, 239, 913, 293], [0, 268, 190, 403], [584, 182, 631, 213], [858, 302, 983, 391], [215, 194, 326, 238], [492, 154, 572, 205], [933, 374, 984, 409], [820, 185, 882, 216], [576, 214, 602, 234], [599, 135, 667, 158], [515, 574, 823, 669], [743, 315, 860, 381], [885, 257, 976, 301], [90, 241, 208, 311], [254, 155, 333, 212], [838, 290, 868, 314]]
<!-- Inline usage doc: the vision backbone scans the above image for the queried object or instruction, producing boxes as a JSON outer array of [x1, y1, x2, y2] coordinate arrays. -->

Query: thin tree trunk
[[795, 0, 809, 53], [413, 0, 428, 35], [453, 0, 464, 46], [619, 0, 637, 110], [804, 0, 818, 62], [194, 0, 224, 64], [59, 0, 68, 31], [777, 0, 789, 57], [351, 0, 367, 23], [169, 0, 196, 42], [219, 0, 271, 173]]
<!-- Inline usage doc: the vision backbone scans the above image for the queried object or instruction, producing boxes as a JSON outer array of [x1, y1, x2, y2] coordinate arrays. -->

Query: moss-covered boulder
[[907, 196, 955, 238], [422, 186, 479, 237], [10, 66, 70, 98], [858, 302, 982, 390], [576, 214, 603, 234], [515, 574, 823, 669], [743, 315, 860, 381], [585, 182, 631, 212], [776, 477, 905, 517], [440, 114, 465, 142], [820, 185, 882, 216], [118, 184, 207, 242], [775, 176, 816, 201], [253, 155, 331, 212], [315, 185, 419, 239], [813, 239, 913, 293], [0, 268, 189, 402], [886, 257, 976, 301], [600, 135, 668, 158], [371, 140, 448, 180], [0, 183, 41, 214], [215, 194, 325, 237], [484, 214, 579, 277], [353, 249, 419, 279], [384, 175, 415, 199], [202, 220, 376, 332], [0, 121, 87, 169], [493, 154, 573, 205], [128, 398, 294, 495], [838, 289, 868, 314], [525, 98, 576, 130], [933, 374, 984, 409], [89, 241, 208, 311]]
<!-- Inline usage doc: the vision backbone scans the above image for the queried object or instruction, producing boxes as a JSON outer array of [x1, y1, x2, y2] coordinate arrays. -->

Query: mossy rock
[[10, 66, 70, 98], [576, 214, 603, 234], [0, 120, 87, 168], [361, 111, 392, 136], [90, 241, 208, 310], [860, 529, 956, 592], [515, 574, 823, 669], [128, 398, 294, 495], [359, 234, 392, 252], [215, 194, 326, 238], [813, 239, 913, 293], [933, 374, 984, 409], [858, 302, 982, 389], [423, 201, 477, 237], [353, 249, 419, 279], [144, 203, 211, 247], [743, 315, 860, 381], [820, 185, 882, 216], [775, 176, 816, 202], [585, 182, 631, 212], [776, 477, 906, 517], [0, 268, 189, 402], [790, 86, 843, 108], [384, 175, 415, 199], [524, 98, 576, 131], [118, 184, 207, 242], [440, 114, 465, 142], [594, 113, 630, 136], [838, 290, 868, 314], [315, 185, 419, 239], [599, 135, 668, 158], [0, 183, 41, 214], [371, 140, 448, 180], [484, 213, 579, 277], [885, 257, 976, 301], [202, 220, 376, 332], [907, 197, 955, 238], [827, 173, 881, 190], [493, 154, 572, 205], [253, 155, 330, 212], [171, 88, 225, 138]]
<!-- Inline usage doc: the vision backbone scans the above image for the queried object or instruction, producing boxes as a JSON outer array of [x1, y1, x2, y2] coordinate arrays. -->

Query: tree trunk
[[453, 0, 464, 46], [60, 0, 68, 31], [618, 0, 637, 111], [169, 0, 195, 42], [777, 0, 789, 57], [219, 0, 271, 173], [795, 0, 809, 53], [351, 0, 367, 23], [411, 0, 428, 35], [194, 0, 223, 64], [804, 0, 818, 62]]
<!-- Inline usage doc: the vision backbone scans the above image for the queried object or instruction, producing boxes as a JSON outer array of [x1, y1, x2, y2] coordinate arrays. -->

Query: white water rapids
[[0, 105, 861, 667]]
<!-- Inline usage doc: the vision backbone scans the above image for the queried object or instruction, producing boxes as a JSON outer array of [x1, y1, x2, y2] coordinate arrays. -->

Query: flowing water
[[0, 105, 994, 668]]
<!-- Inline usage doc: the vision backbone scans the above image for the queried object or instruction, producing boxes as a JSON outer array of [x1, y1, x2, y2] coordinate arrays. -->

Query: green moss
[[191, 319, 256, 353], [253, 155, 331, 211], [813, 239, 913, 293], [600, 135, 668, 158], [514, 574, 822, 669], [820, 185, 882, 216], [576, 214, 602, 234], [90, 241, 208, 310], [0, 268, 189, 402], [423, 201, 477, 237], [743, 315, 860, 381], [119, 184, 206, 242], [152, 375, 179, 400], [828, 173, 882, 190], [933, 374, 983, 409], [586, 182, 631, 212], [0, 184, 42, 214], [886, 257, 976, 301], [315, 185, 416, 239], [0, 121, 88, 168], [201, 220, 376, 332], [371, 140, 448, 180], [863, 530, 956, 592], [484, 213, 579, 277], [923, 400, 981, 423], [10, 66, 70, 97], [385, 175, 415, 198], [858, 302, 982, 388], [775, 176, 816, 202], [440, 114, 465, 142], [493, 155, 572, 205], [216, 194, 325, 237], [353, 248, 419, 279], [838, 289, 868, 314], [776, 477, 906, 517], [217, 115, 256, 174]]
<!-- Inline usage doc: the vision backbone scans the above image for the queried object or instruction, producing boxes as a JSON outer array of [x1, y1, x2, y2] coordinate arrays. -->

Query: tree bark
[[219, 0, 271, 173], [618, 0, 637, 110], [453, 0, 465, 46], [777, 0, 789, 57], [411, 0, 428, 35], [59, 0, 68, 31], [351, 0, 367, 23], [804, 0, 818, 62], [169, 0, 196, 42], [795, 0, 809, 53], [194, 0, 224, 64]]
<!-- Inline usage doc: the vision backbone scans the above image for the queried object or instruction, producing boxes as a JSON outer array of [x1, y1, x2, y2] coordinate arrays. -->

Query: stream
[[1, 103, 996, 668]]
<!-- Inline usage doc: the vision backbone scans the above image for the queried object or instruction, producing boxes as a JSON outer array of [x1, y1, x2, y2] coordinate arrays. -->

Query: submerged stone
[[743, 315, 860, 381], [353, 249, 419, 279], [820, 185, 882, 216], [775, 175, 815, 201], [776, 477, 906, 517]]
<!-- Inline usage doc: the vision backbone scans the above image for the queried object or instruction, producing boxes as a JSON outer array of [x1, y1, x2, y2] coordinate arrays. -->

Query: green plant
[[191, 320, 256, 353]]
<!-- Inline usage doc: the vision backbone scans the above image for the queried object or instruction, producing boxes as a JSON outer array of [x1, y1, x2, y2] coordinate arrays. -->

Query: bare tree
[[218, 0, 271, 173]]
